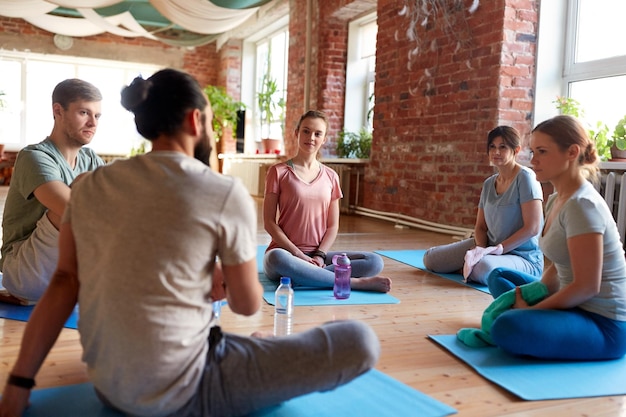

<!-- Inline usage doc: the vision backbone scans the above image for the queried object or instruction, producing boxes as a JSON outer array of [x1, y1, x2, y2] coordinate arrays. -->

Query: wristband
[[312, 250, 327, 261], [7, 374, 36, 389]]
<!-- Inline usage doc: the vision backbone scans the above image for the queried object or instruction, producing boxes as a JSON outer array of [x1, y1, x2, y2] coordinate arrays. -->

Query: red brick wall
[[366, 0, 538, 227], [315, 10, 349, 157], [285, 0, 310, 156], [216, 39, 244, 155], [184, 43, 219, 89], [285, 0, 374, 157]]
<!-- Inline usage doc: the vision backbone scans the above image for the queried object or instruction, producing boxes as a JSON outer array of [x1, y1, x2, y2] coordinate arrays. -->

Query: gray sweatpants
[[173, 320, 380, 417], [2, 213, 59, 302], [422, 238, 542, 287]]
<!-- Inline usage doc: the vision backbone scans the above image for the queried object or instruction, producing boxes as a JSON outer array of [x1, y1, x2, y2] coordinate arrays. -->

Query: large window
[[564, 0, 626, 131], [255, 29, 288, 141], [344, 13, 377, 134], [241, 16, 289, 154], [535, 0, 626, 132], [0, 51, 159, 155]]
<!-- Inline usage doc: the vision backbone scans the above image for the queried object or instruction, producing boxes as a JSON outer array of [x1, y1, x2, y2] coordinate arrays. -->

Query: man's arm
[[32, 181, 71, 229], [222, 258, 263, 316], [0, 222, 80, 417]]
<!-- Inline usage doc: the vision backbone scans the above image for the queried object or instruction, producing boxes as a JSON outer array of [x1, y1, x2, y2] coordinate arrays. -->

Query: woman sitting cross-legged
[[423, 126, 544, 297], [489, 115, 626, 360], [263, 110, 391, 293]]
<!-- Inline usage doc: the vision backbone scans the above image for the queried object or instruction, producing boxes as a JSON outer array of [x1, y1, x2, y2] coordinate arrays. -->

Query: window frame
[[344, 12, 377, 135], [563, 0, 626, 87], [241, 15, 289, 154], [0, 50, 159, 155]]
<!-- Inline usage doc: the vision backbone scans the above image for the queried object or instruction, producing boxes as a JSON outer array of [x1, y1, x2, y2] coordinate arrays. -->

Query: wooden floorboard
[[1, 189, 625, 416]]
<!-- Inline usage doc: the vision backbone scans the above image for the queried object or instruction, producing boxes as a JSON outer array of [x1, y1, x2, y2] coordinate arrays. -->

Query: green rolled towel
[[457, 280, 549, 347]]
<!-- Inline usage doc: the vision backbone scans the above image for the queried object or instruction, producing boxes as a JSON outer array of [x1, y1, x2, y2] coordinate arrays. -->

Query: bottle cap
[[336, 253, 351, 266], [280, 277, 291, 285]]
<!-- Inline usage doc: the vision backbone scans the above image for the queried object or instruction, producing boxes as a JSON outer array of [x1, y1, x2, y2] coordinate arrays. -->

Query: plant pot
[[610, 145, 626, 161], [262, 138, 281, 154]]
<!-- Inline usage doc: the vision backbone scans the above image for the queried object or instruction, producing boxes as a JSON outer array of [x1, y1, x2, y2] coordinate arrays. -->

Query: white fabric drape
[[150, 0, 257, 34], [78, 8, 158, 39], [0, 0, 57, 17], [24, 12, 150, 37], [0, 0, 260, 44], [50, 1, 121, 7]]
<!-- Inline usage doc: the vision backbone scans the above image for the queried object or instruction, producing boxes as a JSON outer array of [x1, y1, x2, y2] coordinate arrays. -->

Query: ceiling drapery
[[0, 0, 273, 46]]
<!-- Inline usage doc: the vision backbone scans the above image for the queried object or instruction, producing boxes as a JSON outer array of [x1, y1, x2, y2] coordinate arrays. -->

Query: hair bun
[[121, 77, 152, 111]]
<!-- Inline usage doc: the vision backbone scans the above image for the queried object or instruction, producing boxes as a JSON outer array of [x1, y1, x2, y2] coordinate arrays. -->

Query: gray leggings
[[263, 248, 385, 288], [422, 238, 542, 287], [173, 320, 380, 417]]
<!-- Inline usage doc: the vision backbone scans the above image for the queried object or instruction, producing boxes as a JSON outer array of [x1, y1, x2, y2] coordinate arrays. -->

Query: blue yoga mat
[[375, 249, 490, 294], [257, 244, 268, 273], [20, 370, 456, 417], [0, 303, 78, 329], [429, 334, 626, 400], [263, 288, 400, 306], [260, 272, 400, 306], [0, 273, 78, 328], [258, 246, 399, 305]]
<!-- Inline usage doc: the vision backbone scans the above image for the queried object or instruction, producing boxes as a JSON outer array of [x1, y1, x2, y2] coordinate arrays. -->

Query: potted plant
[[553, 96, 611, 160], [204, 85, 245, 145], [257, 74, 285, 152], [610, 115, 626, 160], [336, 128, 372, 159]]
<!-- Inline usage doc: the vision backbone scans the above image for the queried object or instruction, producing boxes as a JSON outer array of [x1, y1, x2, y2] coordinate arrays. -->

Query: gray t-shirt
[[66, 152, 257, 416], [540, 181, 626, 320], [478, 166, 543, 266], [0, 137, 104, 269]]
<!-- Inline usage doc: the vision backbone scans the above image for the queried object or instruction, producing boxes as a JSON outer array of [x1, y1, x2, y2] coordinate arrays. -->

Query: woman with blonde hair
[[490, 115, 626, 360]]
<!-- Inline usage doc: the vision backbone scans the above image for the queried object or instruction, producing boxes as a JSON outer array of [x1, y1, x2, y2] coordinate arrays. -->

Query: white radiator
[[599, 172, 626, 244], [325, 163, 352, 213], [221, 158, 275, 196]]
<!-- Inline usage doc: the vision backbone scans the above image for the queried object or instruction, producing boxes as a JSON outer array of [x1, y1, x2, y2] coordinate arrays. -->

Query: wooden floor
[[0, 187, 625, 416]]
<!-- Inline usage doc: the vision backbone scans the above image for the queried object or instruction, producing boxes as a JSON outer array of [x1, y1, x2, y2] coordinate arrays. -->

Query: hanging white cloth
[[0, 0, 261, 44]]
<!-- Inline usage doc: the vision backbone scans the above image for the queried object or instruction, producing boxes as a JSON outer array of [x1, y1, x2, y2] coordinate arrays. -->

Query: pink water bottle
[[332, 253, 351, 299]]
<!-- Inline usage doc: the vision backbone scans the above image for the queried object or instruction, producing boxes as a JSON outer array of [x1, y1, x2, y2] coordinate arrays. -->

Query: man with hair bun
[[0, 78, 104, 305], [0, 68, 379, 417]]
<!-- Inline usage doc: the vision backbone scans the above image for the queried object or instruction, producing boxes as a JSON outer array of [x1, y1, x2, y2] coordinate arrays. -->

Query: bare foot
[[0, 290, 32, 306], [251, 330, 274, 338], [350, 276, 392, 293]]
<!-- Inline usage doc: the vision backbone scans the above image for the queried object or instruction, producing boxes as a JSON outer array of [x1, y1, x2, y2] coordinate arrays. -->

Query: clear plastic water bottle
[[332, 253, 351, 299], [212, 300, 222, 324], [274, 277, 294, 336]]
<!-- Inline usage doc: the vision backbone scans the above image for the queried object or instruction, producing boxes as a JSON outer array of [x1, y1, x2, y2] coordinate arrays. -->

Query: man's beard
[[194, 126, 213, 167]]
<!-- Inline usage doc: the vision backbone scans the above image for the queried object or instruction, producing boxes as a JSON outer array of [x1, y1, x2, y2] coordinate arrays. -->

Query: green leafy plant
[[129, 139, 151, 156], [0, 91, 7, 110], [204, 85, 245, 141], [553, 96, 584, 119], [257, 74, 286, 139], [612, 115, 626, 151], [553, 96, 611, 160], [337, 128, 372, 159], [589, 121, 611, 160]]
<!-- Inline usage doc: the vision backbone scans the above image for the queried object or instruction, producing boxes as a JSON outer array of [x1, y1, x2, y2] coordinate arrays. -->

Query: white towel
[[463, 244, 503, 282]]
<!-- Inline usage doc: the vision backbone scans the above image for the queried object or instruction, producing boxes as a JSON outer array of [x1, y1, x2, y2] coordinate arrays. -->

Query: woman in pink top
[[263, 110, 391, 292]]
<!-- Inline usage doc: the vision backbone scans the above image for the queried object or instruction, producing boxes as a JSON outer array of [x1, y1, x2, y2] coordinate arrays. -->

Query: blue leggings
[[263, 248, 384, 288], [491, 306, 626, 360], [487, 267, 539, 298]]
